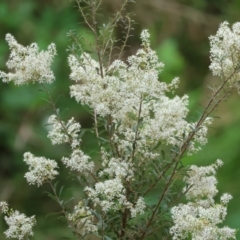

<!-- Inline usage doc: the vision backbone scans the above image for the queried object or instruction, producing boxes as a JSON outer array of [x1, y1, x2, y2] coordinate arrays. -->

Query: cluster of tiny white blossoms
[[0, 34, 56, 85], [99, 147, 134, 180], [67, 201, 97, 235], [170, 160, 236, 240], [85, 178, 128, 212], [130, 197, 146, 218], [47, 115, 81, 149], [23, 152, 59, 187], [85, 177, 146, 217], [0, 201, 36, 240], [47, 115, 94, 175], [85, 148, 145, 216], [69, 29, 211, 156], [62, 149, 94, 175], [183, 159, 223, 207], [209, 21, 240, 90], [0, 201, 9, 214]]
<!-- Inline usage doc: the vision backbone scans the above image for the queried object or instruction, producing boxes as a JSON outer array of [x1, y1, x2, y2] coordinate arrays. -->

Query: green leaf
[[144, 191, 159, 206], [59, 185, 64, 198], [54, 181, 59, 191], [126, 111, 138, 121], [46, 211, 63, 219], [104, 235, 113, 240], [44, 191, 58, 202], [98, 137, 109, 143], [58, 216, 67, 222], [161, 150, 165, 159], [152, 140, 162, 150], [79, 128, 87, 138]]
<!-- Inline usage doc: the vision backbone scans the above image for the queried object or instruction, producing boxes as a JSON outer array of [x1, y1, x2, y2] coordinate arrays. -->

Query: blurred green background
[[1, 0, 240, 239]]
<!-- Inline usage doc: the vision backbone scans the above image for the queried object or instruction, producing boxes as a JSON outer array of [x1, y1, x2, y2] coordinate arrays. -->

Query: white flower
[[62, 149, 94, 174], [209, 21, 240, 90], [130, 197, 146, 218], [170, 160, 236, 240], [221, 193, 233, 205], [0, 34, 56, 85], [140, 29, 150, 45], [85, 178, 129, 212], [67, 201, 97, 235], [23, 152, 58, 187], [99, 148, 134, 180], [4, 210, 36, 240], [47, 115, 81, 149], [0, 201, 9, 214], [183, 161, 221, 206], [68, 52, 101, 83], [170, 203, 236, 240]]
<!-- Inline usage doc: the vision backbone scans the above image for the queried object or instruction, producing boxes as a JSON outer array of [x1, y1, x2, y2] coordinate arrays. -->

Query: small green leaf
[[152, 140, 162, 150], [126, 111, 137, 121], [54, 181, 59, 191], [59, 185, 64, 198], [144, 191, 159, 206], [46, 211, 63, 219], [104, 235, 113, 240], [44, 192, 58, 202], [161, 150, 165, 158]]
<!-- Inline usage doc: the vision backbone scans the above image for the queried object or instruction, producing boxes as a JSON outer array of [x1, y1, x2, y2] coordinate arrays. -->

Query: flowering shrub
[[0, 1, 239, 239]]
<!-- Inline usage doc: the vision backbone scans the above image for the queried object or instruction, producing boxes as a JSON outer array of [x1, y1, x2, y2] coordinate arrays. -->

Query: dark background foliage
[[1, 0, 240, 239]]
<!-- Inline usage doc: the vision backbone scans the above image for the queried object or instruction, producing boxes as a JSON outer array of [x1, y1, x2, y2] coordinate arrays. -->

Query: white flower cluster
[[85, 178, 128, 212], [86, 178, 146, 217], [209, 21, 240, 90], [23, 152, 58, 187], [99, 148, 134, 180], [69, 30, 211, 156], [0, 201, 9, 214], [86, 148, 145, 217], [0, 34, 56, 85], [47, 115, 81, 149], [130, 197, 146, 218], [67, 201, 97, 235], [62, 149, 94, 175], [4, 211, 36, 240], [47, 115, 94, 175], [170, 160, 236, 240], [183, 159, 223, 207], [0, 202, 36, 240]]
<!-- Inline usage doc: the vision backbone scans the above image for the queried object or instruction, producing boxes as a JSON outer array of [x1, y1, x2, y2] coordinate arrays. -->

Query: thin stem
[[94, 110, 99, 138], [143, 161, 172, 196], [76, 0, 95, 33], [118, 15, 132, 61], [120, 189, 129, 239], [107, 114, 121, 158], [90, 0, 104, 78], [131, 95, 143, 162], [101, 212, 104, 240]]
